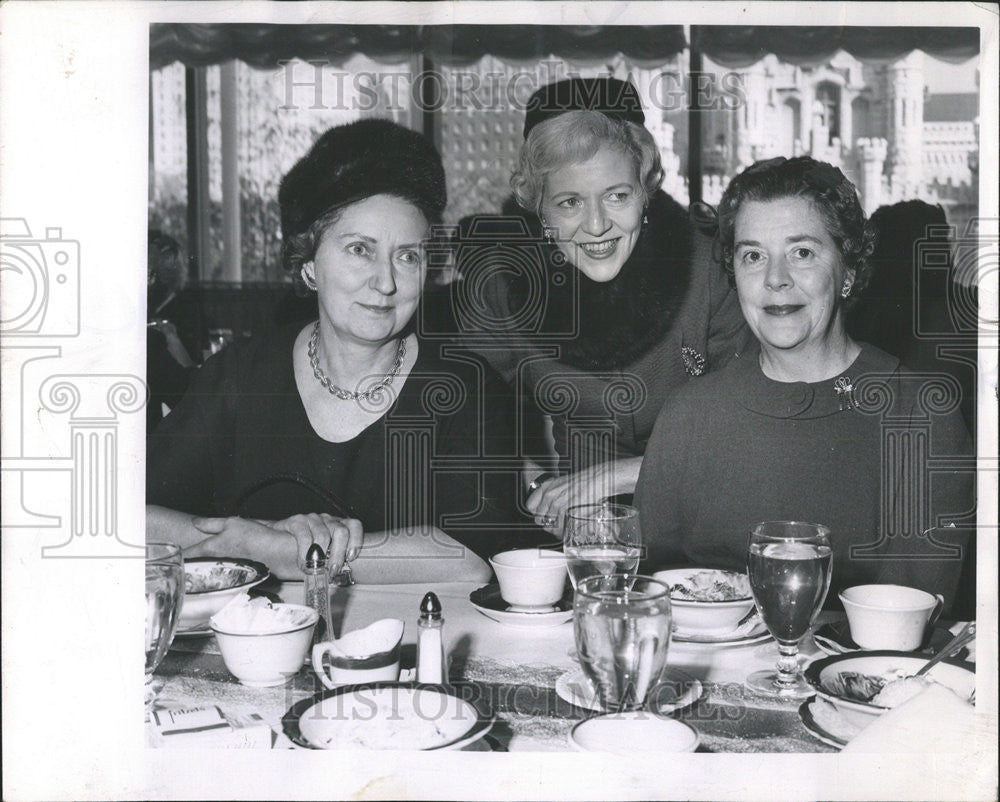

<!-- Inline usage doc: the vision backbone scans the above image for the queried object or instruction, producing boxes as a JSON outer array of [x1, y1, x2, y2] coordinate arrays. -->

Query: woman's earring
[[841, 279, 853, 298], [643, 213, 649, 226], [540, 219, 555, 243], [301, 263, 317, 292]]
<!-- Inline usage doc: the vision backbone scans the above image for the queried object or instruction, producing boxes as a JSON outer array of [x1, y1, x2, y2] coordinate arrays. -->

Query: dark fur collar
[[508, 190, 694, 371]]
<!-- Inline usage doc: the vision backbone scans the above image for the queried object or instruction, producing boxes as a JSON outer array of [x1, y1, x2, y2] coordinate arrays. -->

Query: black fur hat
[[523, 77, 645, 139], [279, 119, 447, 244]]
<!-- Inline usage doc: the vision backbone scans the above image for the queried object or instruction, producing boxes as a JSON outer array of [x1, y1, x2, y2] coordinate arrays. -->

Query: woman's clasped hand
[[524, 458, 643, 533], [188, 513, 364, 577]]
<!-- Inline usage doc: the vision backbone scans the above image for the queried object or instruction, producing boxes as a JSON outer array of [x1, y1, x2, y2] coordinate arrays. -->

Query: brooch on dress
[[834, 376, 855, 411], [682, 346, 706, 376]]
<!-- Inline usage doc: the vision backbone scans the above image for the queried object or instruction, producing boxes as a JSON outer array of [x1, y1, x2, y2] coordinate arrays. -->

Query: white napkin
[[841, 683, 981, 754]]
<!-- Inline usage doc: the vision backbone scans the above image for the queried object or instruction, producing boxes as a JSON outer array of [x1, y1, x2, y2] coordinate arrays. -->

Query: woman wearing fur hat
[[455, 78, 751, 532], [147, 119, 525, 582]]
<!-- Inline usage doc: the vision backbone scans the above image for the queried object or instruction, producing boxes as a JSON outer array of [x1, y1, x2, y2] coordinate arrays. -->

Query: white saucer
[[569, 711, 699, 753], [555, 667, 703, 714], [469, 585, 573, 629], [798, 698, 852, 748], [672, 620, 771, 645]]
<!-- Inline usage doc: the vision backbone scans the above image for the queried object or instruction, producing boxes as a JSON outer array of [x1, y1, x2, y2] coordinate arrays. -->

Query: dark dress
[[636, 343, 976, 614], [451, 190, 752, 471], [146, 328, 194, 432], [147, 324, 534, 561]]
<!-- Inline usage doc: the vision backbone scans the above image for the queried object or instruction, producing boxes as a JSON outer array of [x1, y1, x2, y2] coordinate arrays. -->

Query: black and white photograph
[[1, 2, 997, 800]]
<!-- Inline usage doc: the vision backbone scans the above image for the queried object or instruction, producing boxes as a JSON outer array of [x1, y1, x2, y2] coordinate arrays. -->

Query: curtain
[[691, 26, 979, 69], [150, 24, 688, 70]]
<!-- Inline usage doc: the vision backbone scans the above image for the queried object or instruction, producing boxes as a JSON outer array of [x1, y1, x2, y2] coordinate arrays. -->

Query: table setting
[[145, 508, 978, 754]]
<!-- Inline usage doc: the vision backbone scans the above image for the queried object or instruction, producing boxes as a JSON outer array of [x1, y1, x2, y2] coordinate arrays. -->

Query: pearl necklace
[[307, 322, 406, 402]]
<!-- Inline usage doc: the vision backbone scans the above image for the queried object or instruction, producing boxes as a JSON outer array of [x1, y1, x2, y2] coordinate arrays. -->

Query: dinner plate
[[812, 621, 966, 658], [555, 667, 703, 714], [469, 584, 573, 628], [282, 682, 493, 751], [671, 620, 771, 645], [798, 698, 851, 749]]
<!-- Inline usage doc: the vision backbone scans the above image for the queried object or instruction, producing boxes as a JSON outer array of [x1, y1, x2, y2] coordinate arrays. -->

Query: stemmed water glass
[[563, 502, 642, 590], [745, 521, 832, 697], [145, 542, 184, 714]]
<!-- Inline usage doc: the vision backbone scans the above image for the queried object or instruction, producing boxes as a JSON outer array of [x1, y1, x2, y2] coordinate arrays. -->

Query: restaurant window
[[149, 57, 414, 284], [815, 82, 841, 144]]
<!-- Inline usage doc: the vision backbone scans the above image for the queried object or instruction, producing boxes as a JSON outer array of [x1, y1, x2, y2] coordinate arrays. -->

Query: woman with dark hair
[[457, 78, 750, 532], [847, 200, 976, 431], [147, 119, 525, 581], [636, 157, 974, 612]]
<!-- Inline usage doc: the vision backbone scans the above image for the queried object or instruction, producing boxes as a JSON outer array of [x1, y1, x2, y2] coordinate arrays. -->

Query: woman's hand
[[150, 320, 195, 367], [525, 457, 643, 535], [190, 514, 363, 578]]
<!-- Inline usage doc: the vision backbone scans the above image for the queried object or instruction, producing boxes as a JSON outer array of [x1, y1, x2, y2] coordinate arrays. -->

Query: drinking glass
[[145, 542, 184, 712], [746, 521, 832, 697], [574, 574, 673, 711], [563, 502, 642, 590]]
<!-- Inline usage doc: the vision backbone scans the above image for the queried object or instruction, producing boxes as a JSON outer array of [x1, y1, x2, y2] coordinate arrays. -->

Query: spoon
[[914, 621, 976, 677]]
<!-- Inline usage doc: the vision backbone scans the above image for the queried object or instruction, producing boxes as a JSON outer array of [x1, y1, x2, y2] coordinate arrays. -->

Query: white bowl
[[569, 711, 699, 753], [211, 603, 318, 687], [804, 650, 975, 729], [653, 568, 755, 632], [489, 548, 567, 609], [839, 584, 943, 651], [179, 557, 269, 632]]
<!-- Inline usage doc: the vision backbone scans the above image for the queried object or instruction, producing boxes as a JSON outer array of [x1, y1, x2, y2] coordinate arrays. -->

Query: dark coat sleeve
[[146, 344, 240, 515], [426, 349, 541, 561]]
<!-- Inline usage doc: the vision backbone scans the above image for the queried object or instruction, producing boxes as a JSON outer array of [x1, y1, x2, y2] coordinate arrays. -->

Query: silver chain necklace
[[307, 322, 406, 402]]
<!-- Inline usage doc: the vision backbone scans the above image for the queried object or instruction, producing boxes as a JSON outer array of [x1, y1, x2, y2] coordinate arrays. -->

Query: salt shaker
[[416, 591, 448, 685], [304, 543, 334, 648]]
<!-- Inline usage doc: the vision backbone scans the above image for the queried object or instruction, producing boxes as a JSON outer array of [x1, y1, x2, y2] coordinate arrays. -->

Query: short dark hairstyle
[[716, 156, 875, 303]]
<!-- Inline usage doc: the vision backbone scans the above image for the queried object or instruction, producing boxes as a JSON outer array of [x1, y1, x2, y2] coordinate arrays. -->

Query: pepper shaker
[[304, 543, 334, 648], [416, 592, 448, 685]]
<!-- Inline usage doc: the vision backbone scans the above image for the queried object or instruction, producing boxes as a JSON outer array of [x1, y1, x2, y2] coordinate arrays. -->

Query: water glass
[[574, 574, 672, 711], [145, 542, 184, 711], [563, 502, 641, 590], [746, 521, 832, 697]]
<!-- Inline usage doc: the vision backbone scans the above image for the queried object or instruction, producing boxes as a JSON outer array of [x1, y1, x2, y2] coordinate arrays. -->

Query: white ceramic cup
[[489, 548, 567, 609], [839, 584, 944, 651]]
